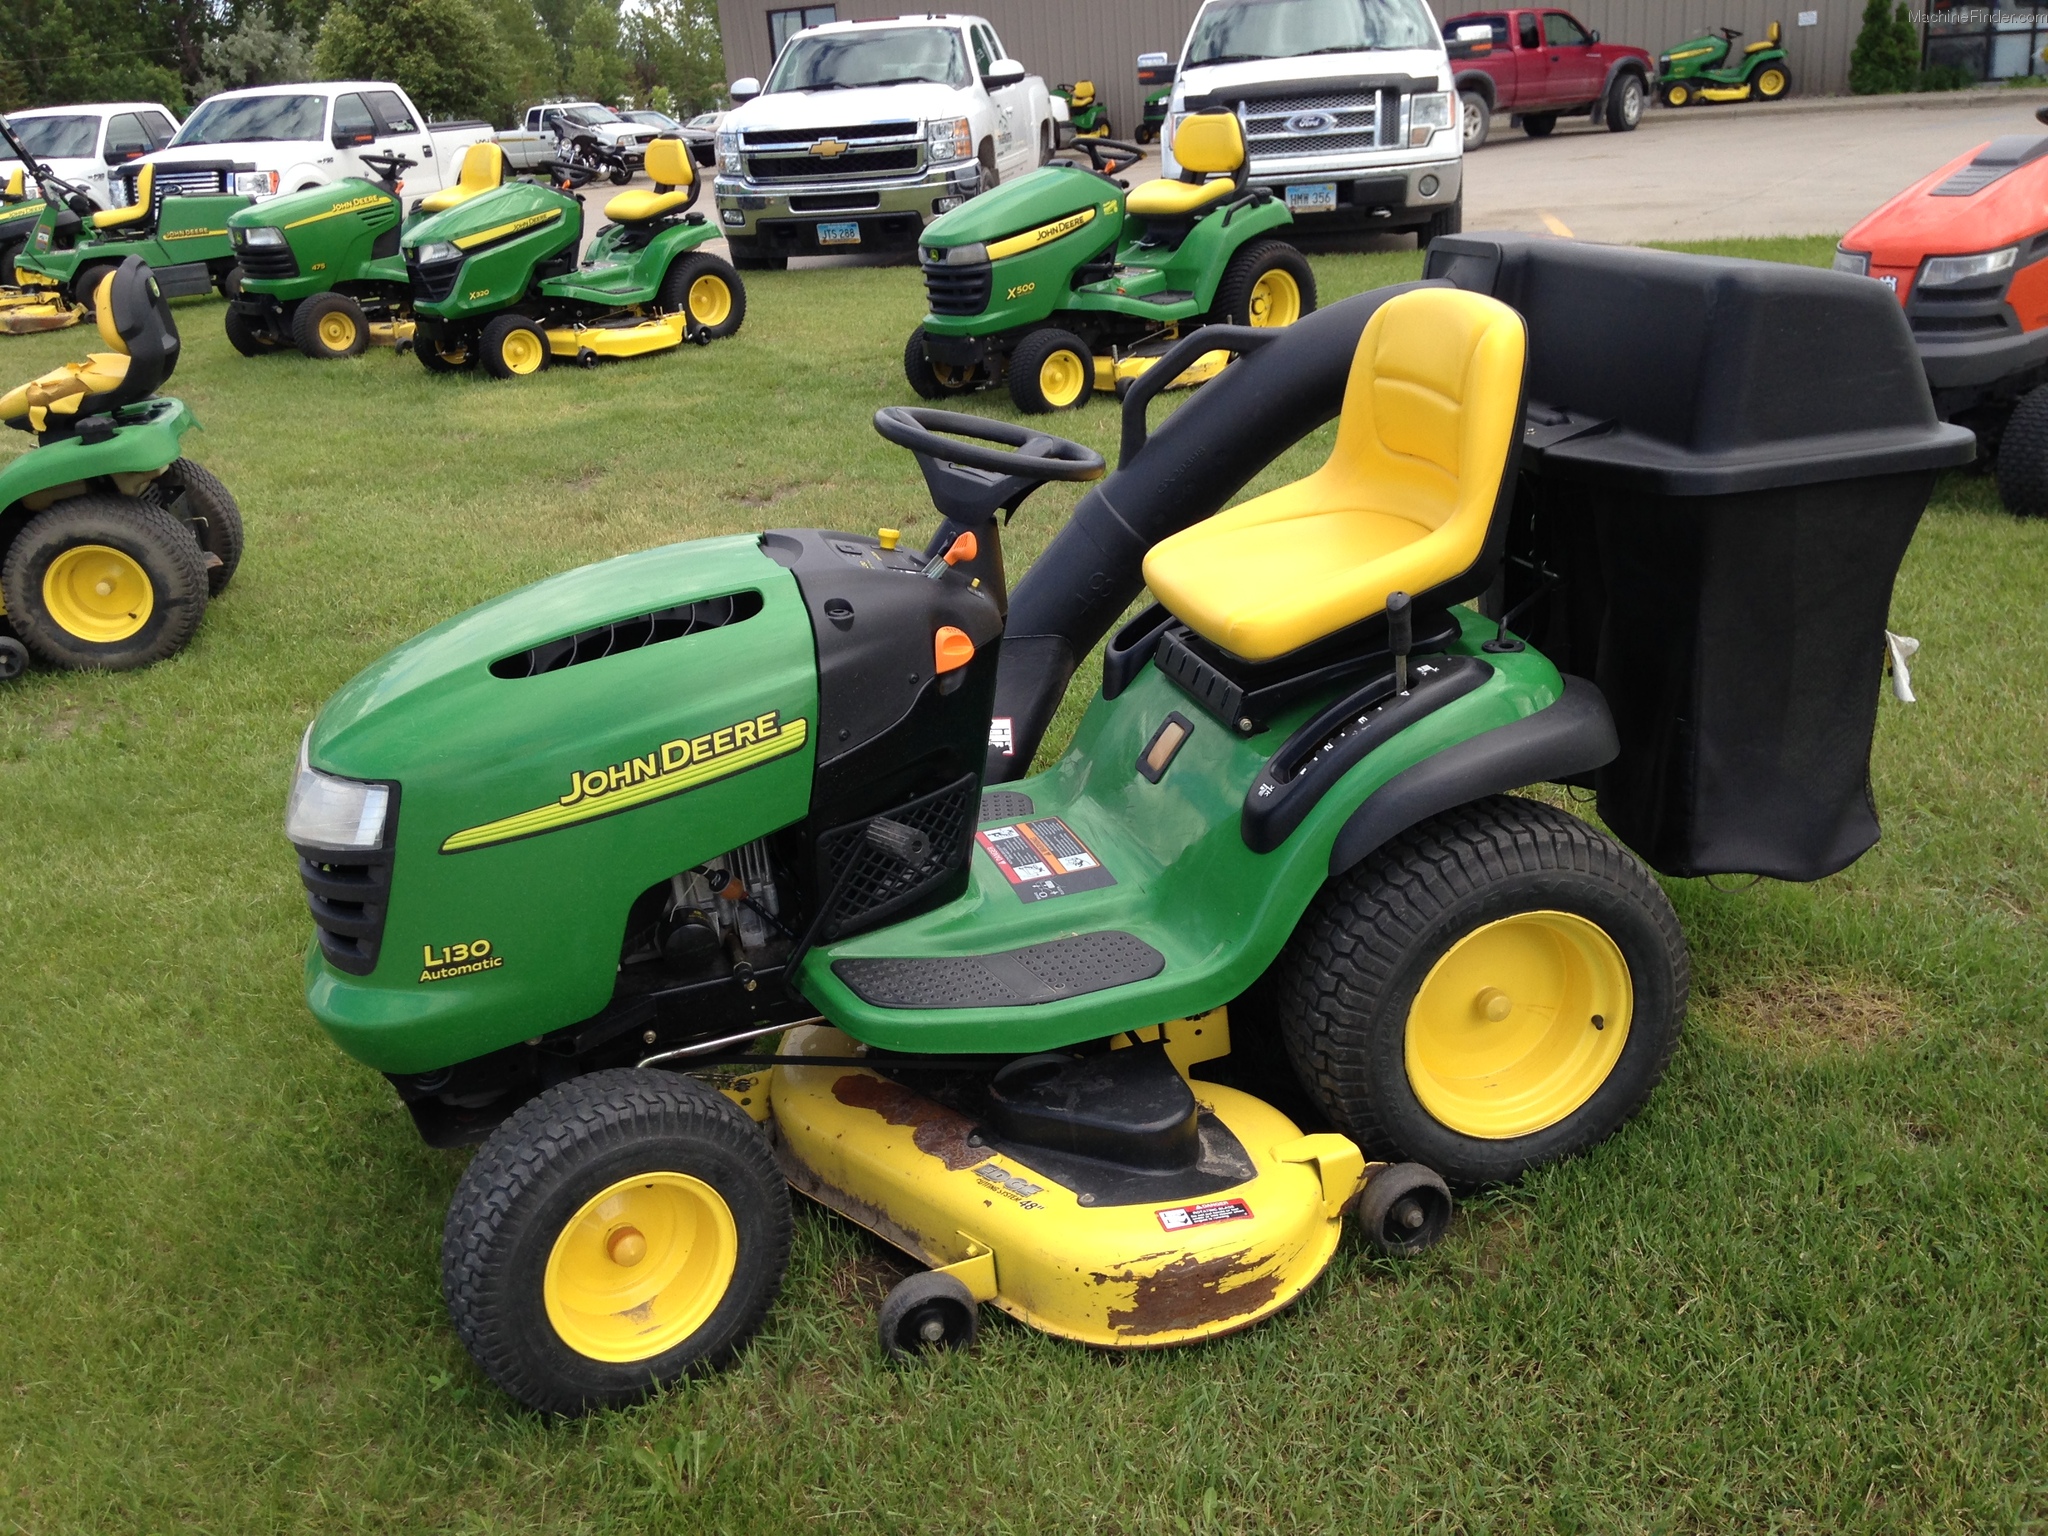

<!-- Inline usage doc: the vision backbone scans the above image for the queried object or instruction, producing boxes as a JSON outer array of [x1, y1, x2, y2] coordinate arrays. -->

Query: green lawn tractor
[[1658, 21, 1792, 107], [0, 257, 243, 678], [0, 167, 78, 333], [224, 143, 509, 362], [906, 113, 1315, 413], [1135, 52, 1177, 145], [287, 232, 1968, 1415], [402, 137, 743, 379], [1054, 80, 1111, 141]]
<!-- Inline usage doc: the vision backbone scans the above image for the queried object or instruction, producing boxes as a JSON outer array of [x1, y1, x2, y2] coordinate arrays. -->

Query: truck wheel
[[0, 495, 208, 671], [1606, 73, 1645, 132], [659, 252, 746, 339], [442, 1069, 792, 1417], [1421, 197, 1464, 249], [1754, 64, 1792, 100], [1210, 240, 1317, 328], [727, 241, 788, 272], [480, 313, 551, 379], [1522, 112, 1558, 138], [156, 458, 244, 596], [904, 325, 979, 398], [1007, 327, 1093, 413], [979, 139, 1000, 191], [292, 292, 369, 360], [1460, 90, 1491, 151], [1994, 384, 2048, 517], [1273, 795, 1688, 1186], [222, 305, 279, 357]]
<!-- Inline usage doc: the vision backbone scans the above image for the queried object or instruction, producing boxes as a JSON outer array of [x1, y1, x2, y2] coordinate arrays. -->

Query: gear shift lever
[[1387, 590, 1412, 693]]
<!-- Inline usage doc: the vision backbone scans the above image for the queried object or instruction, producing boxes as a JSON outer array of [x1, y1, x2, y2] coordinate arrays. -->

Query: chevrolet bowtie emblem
[[810, 138, 850, 157]]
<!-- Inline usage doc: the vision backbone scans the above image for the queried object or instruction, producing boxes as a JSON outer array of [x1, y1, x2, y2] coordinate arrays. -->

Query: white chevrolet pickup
[[1163, 0, 1463, 245], [714, 13, 1056, 269], [137, 82, 492, 203]]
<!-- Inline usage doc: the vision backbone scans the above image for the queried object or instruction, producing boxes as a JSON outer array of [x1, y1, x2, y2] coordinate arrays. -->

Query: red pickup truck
[[1444, 9, 1655, 150]]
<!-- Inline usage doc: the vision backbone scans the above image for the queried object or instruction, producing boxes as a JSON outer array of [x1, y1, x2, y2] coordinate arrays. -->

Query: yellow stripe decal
[[987, 206, 1096, 261], [441, 716, 808, 853], [452, 207, 563, 251]]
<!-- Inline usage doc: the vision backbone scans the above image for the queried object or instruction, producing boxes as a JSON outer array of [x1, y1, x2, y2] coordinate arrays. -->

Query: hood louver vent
[[490, 589, 763, 678]]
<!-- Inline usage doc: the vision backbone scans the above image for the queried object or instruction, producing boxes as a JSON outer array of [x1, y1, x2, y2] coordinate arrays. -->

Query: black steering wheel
[[873, 406, 1104, 527], [1071, 137, 1145, 179]]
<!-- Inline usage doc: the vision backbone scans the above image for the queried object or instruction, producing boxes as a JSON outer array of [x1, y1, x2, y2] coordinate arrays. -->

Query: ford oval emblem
[[1285, 111, 1338, 133]]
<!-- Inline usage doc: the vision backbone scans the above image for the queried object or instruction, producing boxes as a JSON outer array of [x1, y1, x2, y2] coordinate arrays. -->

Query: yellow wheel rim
[[932, 359, 975, 390], [1757, 68, 1786, 97], [544, 1171, 738, 1362], [1038, 347, 1088, 408], [499, 327, 545, 376], [42, 544, 153, 642], [317, 309, 358, 353], [687, 274, 732, 327], [1247, 269, 1302, 328], [1405, 910, 1633, 1140], [1668, 84, 1689, 106]]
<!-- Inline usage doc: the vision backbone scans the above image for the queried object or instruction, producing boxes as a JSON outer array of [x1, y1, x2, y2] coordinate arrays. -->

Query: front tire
[[1460, 90, 1491, 151], [156, 458, 244, 596], [1275, 795, 1688, 1186], [659, 252, 746, 339], [1209, 239, 1317, 328], [1606, 72, 1645, 131], [903, 325, 978, 398], [1663, 81, 1692, 108], [1994, 383, 2048, 517], [1522, 112, 1558, 138], [292, 291, 368, 360], [0, 495, 208, 671], [480, 313, 550, 379], [1007, 326, 1093, 413], [442, 1069, 791, 1417], [222, 304, 278, 357]]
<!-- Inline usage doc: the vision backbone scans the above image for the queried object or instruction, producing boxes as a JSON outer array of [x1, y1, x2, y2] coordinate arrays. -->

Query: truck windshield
[[173, 94, 325, 145], [765, 26, 971, 91], [1187, 0, 1439, 64], [10, 115, 99, 159]]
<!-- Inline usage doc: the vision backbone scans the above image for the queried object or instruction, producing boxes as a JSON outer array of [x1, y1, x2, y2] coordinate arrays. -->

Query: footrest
[[833, 930, 1164, 1009]]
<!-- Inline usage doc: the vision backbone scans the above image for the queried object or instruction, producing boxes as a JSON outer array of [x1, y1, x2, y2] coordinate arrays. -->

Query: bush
[[314, 0, 513, 122], [1917, 63, 1977, 92], [1850, 0, 1920, 94]]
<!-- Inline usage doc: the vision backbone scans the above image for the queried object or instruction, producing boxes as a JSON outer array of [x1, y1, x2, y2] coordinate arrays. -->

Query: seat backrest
[[3, 167, 22, 201], [1766, 19, 1781, 44], [93, 256, 178, 409], [1172, 111, 1246, 182], [124, 161, 155, 214], [1327, 287, 1525, 550], [645, 136, 694, 190], [1072, 81, 1096, 105], [459, 141, 506, 194]]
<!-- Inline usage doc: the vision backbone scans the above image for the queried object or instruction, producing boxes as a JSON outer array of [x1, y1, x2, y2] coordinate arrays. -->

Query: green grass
[[1, 236, 2044, 1534]]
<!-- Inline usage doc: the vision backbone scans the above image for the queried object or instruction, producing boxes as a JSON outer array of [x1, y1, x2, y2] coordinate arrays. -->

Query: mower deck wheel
[[659, 252, 747, 339], [878, 1271, 980, 1361], [0, 635, 26, 680], [1994, 383, 2048, 516], [222, 305, 278, 357], [293, 291, 369, 360], [1, 495, 208, 670], [903, 325, 979, 398], [1210, 240, 1317, 329], [1353, 1163, 1453, 1256], [480, 313, 550, 380], [1008, 327, 1093, 413]]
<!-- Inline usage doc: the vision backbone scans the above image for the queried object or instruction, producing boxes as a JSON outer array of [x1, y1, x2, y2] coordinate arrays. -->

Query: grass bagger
[[223, 142, 508, 361], [401, 136, 743, 378], [905, 113, 1315, 413], [1837, 101, 2048, 517], [1657, 21, 1791, 107], [287, 232, 1968, 1414], [0, 257, 243, 678]]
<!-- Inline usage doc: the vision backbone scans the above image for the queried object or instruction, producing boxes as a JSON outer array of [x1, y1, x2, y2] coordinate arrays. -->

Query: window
[[1518, 13, 1540, 47], [103, 114, 151, 161], [982, 22, 1009, 60], [1922, 5, 2048, 81], [172, 94, 325, 145], [366, 91, 419, 137], [1185, 0, 1440, 65], [970, 25, 995, 77], [1543, 12, 1588, 46], [765, 25, 971, 90], [139, 111, 176, 148], [769, 5, 837, 57], [332, 93, 377, 144], [15, 115, 101, 158]]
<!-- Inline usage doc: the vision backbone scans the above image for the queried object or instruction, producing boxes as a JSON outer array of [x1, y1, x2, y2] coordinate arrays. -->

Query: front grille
[[141, 167, 230, 199], [297, 838, 396, 976], [1907, 277, 2017, 338], [813, 773, 978, 942], [406, 252, 463, 303], [922, 259, 992, 315], [744, 121, 918, 146], [237, 245, 298, 280], [1241, 89, 1391, 161], [746, 148, 920, 181]]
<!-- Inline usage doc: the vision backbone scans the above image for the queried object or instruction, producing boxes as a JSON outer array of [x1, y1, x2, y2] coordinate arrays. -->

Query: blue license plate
[[817, 220, 862, 245], [1286, 182, 1336, 213]]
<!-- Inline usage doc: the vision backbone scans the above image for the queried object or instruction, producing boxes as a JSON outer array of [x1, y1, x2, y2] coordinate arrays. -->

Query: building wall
[[714, 0, 1866, 134]]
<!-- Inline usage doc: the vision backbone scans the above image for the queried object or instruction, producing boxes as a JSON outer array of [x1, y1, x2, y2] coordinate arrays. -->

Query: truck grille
[[237, 244, 299, 281], [922, 257, 991, 315], [133, 166, 231, 199], [743, 122, 919, 146], [296, 838, 396, 976], [406, 250, 464, 303], [746, 148, 920, 182], [1241, 90, 1394, 161]]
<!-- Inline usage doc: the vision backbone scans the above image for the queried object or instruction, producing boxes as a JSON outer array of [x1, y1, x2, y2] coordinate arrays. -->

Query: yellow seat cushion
[[0, 353, 132, 427], [417, 142, 506, 214], [93, 163, 152, 231], [1174, 112, 1246, 176], [1126, 175, 1237, 218], [604, 187, 694, 223], [1142, 287, 1526, 661]]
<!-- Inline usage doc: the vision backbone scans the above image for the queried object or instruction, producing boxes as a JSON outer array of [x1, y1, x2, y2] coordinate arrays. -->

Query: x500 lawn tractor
[[289, 234, 1966, 1415]]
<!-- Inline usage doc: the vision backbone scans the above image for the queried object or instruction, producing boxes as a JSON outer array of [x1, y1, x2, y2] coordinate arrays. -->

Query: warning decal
[[1157, 1198, 1253, 1232], [975, 816, 1117, 903]]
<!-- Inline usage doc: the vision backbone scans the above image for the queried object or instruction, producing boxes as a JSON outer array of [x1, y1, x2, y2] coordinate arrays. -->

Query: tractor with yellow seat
[[286, 233, 1967, 1413], [0, 257, 243, 677], [398, 136, 744, 378], [223, 142, 510, 361], [907, 113, 1314, 412]]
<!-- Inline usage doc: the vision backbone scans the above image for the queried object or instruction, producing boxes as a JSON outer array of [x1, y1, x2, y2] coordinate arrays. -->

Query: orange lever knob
[[944, 531, 978, 565], [934, 625, 975, 674]]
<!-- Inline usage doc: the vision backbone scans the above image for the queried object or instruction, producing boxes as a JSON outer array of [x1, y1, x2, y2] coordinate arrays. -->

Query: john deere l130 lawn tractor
[[0, 257, 243, 677], [289, 233, 1967, 1414], [906, 113, 1315, 412], [401, 136, 743, 378]]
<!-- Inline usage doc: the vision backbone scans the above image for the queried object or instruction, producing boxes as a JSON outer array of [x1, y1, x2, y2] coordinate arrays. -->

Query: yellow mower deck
[[0, 280, 83, 334], [369, 320, 416, 348], [1093, 346, 1230, 396], [761, 1019, 1368, 1348], [546, 312, 689, 362]]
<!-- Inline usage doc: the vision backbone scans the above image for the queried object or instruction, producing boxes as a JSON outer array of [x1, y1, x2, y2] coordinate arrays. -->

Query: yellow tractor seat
[[1142, 288, 1527, 661], [605, 137, 697, 224], [3, 167, 24, 202], [417, 142, 507, 214], [92, 162, 154, 232], [0, 271, 133, 430], [0, 258, 178, 434], [1128, 110, 1247, 221], [1745, 21, 1782, 50], [1070, 81, 1097, 106]]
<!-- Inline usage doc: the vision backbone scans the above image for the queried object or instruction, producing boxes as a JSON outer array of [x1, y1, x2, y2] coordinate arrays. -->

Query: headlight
[[1410, 91, 1452, 145], [239, 225, 285, 248], [1920, 246, 2018, 287], [1832, 248, 1870, 277], [285, 732, 390, 850], [717, 128, 742, 174], [412, 241, 461, 265], [927, 116, 972, 163], [922, 241, 987, 265], [233, 169, 280, 198]]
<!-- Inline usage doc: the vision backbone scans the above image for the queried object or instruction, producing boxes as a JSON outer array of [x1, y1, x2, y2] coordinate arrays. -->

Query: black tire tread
[[0, 494, 208, 670], [291, 291, 368, 360], [1007, 326, 1093, 414], [659, 252, 746, 339], [222, 304, 275, 357], [1208, 239, 1318, 328], [163, 458, 243, 595], [1995, 384, 2048, 517], [479, 312, 547, 380]]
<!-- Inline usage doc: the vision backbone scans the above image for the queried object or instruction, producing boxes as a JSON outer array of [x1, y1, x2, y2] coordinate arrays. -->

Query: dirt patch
[[1096, 1249, 1283, 1339], [830, 1073, 985, 1171], [737, 480, 831, 510], [1711, 977, 1918, 1054], [823, 1241, 917, 1319]]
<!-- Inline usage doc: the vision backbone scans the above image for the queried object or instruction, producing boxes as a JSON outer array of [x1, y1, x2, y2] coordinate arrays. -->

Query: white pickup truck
[[495, 101, 660, 182], [0, 102, 181, 212], [136, 82, 493, 204], [1162, 0, 1463, 246], [714, 13, 1056, 269]]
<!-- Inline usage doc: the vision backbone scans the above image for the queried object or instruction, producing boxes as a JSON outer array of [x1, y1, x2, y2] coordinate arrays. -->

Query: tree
[[626, 0, 725, 114], [0, 0, 190, 113], [567, 0, 630, 105], [315, 0, 513, 121], [198, 12, 313, 97], [1849, 0, 1920, 94]]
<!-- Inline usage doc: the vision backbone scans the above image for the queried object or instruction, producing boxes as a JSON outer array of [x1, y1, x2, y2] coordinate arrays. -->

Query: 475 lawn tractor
[[289, 233, 1967, 1415], [0, 258, 243, 678], [906, 113, 1315, 413], [401, 136, 744, 379]]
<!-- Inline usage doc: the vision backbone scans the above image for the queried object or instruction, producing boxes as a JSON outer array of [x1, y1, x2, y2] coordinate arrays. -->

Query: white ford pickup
[[0, 102, 181, 212], [714, 12, 1056, 269], [136, 82, 493, 204]]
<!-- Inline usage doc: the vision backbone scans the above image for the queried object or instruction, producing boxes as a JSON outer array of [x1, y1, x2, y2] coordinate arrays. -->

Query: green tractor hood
[[230, 178, 404, 297], [402, 178, 581, 319], [402, 178, 572, 258], [920, 163, 1123, 255]]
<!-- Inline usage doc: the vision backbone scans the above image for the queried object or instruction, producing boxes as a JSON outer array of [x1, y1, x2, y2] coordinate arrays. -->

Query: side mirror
[[104, 147, 142, 165], [333, 131, 374, 149], [1590, 29, 1601, 42], [731, 77, 761, 104], [984, 58, 1027, 88], [1455, 24, 1493, 41]]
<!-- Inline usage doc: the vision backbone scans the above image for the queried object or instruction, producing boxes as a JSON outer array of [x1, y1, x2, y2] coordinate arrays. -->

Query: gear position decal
[[976, 816, 1115, 902]]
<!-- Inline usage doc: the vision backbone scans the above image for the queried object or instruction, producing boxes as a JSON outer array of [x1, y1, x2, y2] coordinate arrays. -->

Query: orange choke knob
[[934, 625, 975, 674], [944, 531, 978, 565]]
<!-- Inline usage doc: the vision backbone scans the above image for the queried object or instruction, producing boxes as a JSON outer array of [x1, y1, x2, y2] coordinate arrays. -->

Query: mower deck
[[545, 311, 689, 361]]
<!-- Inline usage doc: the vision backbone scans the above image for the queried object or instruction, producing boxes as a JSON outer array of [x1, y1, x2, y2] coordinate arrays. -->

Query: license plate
[[817, 220, 862, 245], [1286, 182, 1336, 213]]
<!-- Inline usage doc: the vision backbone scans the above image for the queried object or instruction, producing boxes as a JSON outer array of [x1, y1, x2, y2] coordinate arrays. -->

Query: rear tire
[[904, 325, 978, 398], [1007, 326, 1093, 413], [480, 313, 550, 379], [1994, 383, 2048, 517], [0, 235, 25, 285], [292, 291, 369, 360], [1606, 73, 1645, 132], [222, 304, 277, 357], [1754, 64, 1792, 100], [73, 262, 118, 314], [659, 252, 746, 339], [1522, 112, 1558, 138], [1420, 197, 1464, 249], [1, 495, 208, 671], [158, 458, 243, 596], [1209, 239, 1317, 328], [1460, 90, 1491, 151]]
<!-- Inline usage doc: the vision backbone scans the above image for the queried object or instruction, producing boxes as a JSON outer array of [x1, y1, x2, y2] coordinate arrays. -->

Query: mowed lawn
[[1, 235, 2044, 1534]]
